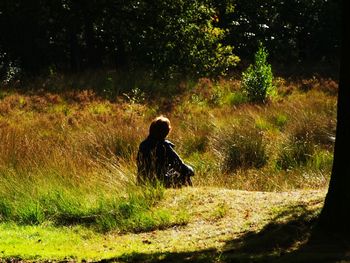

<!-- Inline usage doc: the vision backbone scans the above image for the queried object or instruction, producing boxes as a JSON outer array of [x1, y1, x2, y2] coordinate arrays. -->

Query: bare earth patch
[[129, 187, 325, 253]]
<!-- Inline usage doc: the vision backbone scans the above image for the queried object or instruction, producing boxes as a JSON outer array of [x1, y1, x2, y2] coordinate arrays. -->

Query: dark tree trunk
[[317, 0, 350, 235]]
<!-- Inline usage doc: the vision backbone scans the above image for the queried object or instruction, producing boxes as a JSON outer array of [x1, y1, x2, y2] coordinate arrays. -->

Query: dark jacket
[[137, 136, 194, 187]]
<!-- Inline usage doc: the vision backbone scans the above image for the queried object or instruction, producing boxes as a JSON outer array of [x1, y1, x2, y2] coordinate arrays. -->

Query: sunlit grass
[[0, 223, 153, 261], [0, 76, 336, 229], [0, 187, 325, 262], [0, 75, 337, 261]]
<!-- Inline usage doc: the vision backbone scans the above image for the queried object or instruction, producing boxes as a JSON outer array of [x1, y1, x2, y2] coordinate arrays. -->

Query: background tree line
[[0, 0, 341, 80]]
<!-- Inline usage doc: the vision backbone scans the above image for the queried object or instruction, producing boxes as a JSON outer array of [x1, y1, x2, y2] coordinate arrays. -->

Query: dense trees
[[223, 0, 341, 63], [0, 0, 239, 77], [0, 0, 341, 78]]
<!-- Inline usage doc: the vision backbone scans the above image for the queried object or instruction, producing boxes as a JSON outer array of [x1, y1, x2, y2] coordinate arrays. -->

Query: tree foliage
[[0, 0, 341, 79], [0, 0, 239, 77], [218, 0, 341, 63]]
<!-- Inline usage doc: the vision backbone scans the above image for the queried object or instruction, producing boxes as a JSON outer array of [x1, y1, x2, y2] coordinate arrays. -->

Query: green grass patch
[[0, 188, 326, 262], [0, 75, 339, 261], [0, 170, 187, 233], [0, 223, 148, 261]]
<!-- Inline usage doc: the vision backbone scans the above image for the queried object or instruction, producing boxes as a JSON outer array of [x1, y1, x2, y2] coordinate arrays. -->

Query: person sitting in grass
[[137, 116, 194, 188]]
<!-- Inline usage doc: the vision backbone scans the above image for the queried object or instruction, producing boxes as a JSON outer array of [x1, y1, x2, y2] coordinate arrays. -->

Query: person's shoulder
[[139, 138, 147, 146], [164, 140, 175, 148]]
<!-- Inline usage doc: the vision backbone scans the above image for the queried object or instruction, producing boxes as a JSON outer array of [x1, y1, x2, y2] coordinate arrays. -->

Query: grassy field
[[0, 74, 338, 261], [0, 187, 327, 262]]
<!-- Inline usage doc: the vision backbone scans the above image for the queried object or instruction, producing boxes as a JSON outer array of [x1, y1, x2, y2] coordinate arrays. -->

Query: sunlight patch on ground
[[0, 187, 326, 261]]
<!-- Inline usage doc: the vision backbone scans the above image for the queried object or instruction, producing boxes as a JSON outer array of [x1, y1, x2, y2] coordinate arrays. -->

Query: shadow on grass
[[100, 204, 350, 263]]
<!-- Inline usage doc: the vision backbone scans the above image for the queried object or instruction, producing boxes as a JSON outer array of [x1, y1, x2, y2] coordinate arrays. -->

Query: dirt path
[[114, 187, 326, 255]]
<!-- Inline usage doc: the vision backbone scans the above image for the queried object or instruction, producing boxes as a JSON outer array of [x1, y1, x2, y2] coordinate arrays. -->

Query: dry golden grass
[[0, 76, 339, 261], [0, 76, 337, 193]]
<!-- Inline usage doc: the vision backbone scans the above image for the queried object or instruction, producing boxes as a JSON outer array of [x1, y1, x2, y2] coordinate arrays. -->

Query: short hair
[[149, 116, 171, 140]]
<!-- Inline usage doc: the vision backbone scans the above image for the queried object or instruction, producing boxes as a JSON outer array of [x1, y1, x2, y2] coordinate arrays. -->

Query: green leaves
[[0, 0, 239, 78], [135, 0, 239, 77], [241, 44, 275, 103]]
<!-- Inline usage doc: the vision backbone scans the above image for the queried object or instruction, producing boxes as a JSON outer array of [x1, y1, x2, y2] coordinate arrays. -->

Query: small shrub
[[241, 44, 275, 103]]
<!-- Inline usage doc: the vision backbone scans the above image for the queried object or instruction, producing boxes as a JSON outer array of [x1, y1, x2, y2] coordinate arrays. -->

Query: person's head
[[149, 116, 171, 140]]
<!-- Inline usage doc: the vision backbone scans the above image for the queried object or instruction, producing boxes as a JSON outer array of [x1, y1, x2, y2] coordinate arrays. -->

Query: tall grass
[[0, 97, 186, 231], [171, 77, 336, 189], [0, 75, 337, 228], [0, 168, 176, 233], [214, 124, 268, 172], [0, 155, 185, 232]]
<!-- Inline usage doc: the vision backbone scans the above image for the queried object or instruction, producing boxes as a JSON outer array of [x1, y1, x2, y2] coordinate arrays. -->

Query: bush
[[241, 44, 275, 103], [218, 127, 268, 172], [182, 135, 209, 156], [308, 149, 333, 171], [276, 140, 314, 170], [276, 110, 335, 171]]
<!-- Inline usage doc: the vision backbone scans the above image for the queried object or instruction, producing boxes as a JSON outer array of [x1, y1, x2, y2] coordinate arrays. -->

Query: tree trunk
[[317, 0, 350, 235]]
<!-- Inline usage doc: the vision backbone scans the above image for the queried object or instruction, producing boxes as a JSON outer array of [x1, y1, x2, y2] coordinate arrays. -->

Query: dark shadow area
[[99, 204, 350, 263]]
